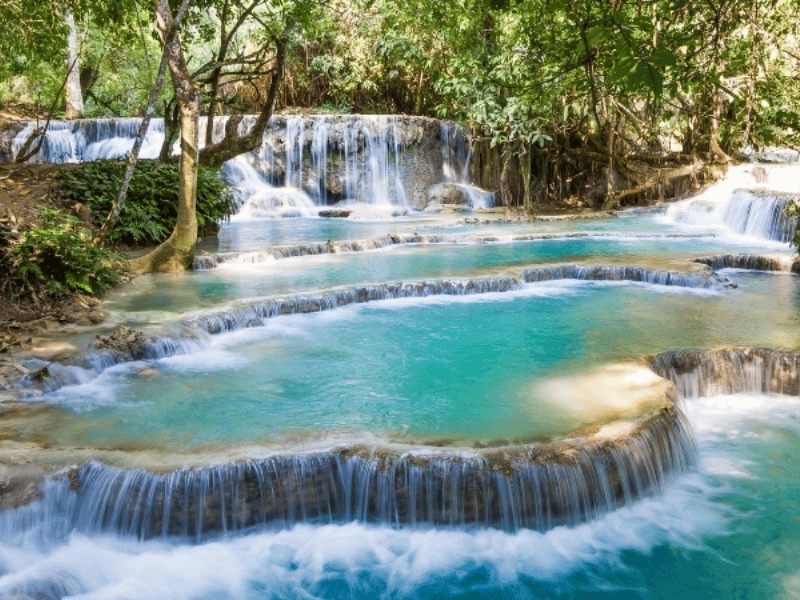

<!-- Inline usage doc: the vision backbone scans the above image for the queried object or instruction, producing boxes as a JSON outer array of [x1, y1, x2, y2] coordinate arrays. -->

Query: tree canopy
[[4, 0, 798, 154], [2, 0, 799, 267]]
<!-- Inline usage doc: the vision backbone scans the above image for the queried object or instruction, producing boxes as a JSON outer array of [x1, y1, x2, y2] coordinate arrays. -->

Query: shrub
[[8, 208, 123, 297], [58, 160, 236, 247]]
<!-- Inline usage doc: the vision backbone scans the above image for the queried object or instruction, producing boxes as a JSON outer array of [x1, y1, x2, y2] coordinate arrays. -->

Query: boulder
[[424, 183, 472, 212]]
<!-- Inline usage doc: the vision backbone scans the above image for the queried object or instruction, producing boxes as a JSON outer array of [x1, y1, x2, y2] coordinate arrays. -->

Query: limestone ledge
[[193, 230, 718, 270], [650, 346, 800, 397], [7, 344, 800, 529], [4, 345, 792, 534], [693, 254, 800, 273]]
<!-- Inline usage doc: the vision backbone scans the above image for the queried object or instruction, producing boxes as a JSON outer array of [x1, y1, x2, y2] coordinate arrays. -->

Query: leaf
[[610, 56, 638, 83], [637, 62, 664, 97], [585, 25, 610, 49], [651, 49, 677, 69]]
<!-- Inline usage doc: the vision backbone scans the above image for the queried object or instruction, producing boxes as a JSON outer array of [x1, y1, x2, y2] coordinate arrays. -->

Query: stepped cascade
[[2, 116, 800, 598], [1, 398, 693, 540]]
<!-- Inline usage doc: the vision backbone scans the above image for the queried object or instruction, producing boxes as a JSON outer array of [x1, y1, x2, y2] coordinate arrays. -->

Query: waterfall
[[664, 164, 800, 243], [11, 118, 167, 163], [0, 404, 695, 540], [15, 264, 732, 395], [440, 121, 494, 210], [721, 189, 798, 242], [190, 265, 731, 336], [649, 347, 800, 398], [194, 231, 723, 269], [12, 114, 469, 217], [693, 254, 797, 272]]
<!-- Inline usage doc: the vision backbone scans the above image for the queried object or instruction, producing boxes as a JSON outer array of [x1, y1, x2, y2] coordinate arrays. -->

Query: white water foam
[[225, 156, 319, 219], [40, 361, 150, 410], [158, 346, 253, 373], [0, 470, 728, 600], [686, 392, 800, 442], [663, 164, 800, 245]]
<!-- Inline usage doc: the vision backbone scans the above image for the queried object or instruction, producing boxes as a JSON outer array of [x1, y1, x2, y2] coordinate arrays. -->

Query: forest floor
[[0, 161, 106, 380]]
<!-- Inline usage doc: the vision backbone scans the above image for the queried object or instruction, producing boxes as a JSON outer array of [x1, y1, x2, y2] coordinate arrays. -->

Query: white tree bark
[[64, 7, 84, 119]]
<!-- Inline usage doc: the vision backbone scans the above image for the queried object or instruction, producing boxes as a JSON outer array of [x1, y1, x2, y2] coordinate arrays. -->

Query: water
[[4, 122, 800, 597], [36, 283, 698, 446], [663, 163, 800, 242], [13, 115, 468, 216]]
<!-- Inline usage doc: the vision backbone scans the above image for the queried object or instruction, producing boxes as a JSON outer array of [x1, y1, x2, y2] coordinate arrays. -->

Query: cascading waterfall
[[693, 253, 797, 272], [0, 403, 695, 541], [721, 189, 798, 242], [189, 265, 730, 337], [194, 230, 716, 269], [19, 265, 731, 395], [12, 118, 167, 163], [10, 112, 800, 599], [665, 163, 800, 242], [13, 115, 469, 217], [285, 115, 304, 191], [649, 347, 800, 398], [440, 120, 494, 209]]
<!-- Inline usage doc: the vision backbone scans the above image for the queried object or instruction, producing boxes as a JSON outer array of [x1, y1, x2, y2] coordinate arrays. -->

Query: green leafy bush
[[9, 208, 123, 297], [58, 160, 236, 247]]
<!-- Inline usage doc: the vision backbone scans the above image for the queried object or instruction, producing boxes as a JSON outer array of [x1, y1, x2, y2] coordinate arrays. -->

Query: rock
[[426, 183, 470, 208], [193, 255, 219, 270], [18, 340, 79, 363], [0, 470, 44, 511], [135, 367, 161, 379], [318, 209, 353, 218], [91, 325, 157, 361], [0, 358, 30, 392], [74, 202, 92, 224]]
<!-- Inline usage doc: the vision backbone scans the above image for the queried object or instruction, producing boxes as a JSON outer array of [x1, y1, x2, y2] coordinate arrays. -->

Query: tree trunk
[[601, 109, 618, 210], [93, 0, 190, 248], [64, 8, 84, 119], [499, 143, 513, 209], [128, 0, 200, 274], [708, 84, 729, 163], [159, 100, 179, 162], [518, 142, 533, 213], [128, 99, 199, 273], [130, 0, 292, 272], [205, 67, 223, 145]]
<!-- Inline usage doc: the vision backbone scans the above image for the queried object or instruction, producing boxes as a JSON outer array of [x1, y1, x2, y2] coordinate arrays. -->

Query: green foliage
[[58, 160, 236, 247], [5, 0, 800, 182], [9, 208, 123, 297], [81, 16, 166, 118], [394, 0, 800, 157], [0, 1, 67, 79], [282, 0, 445, 114]]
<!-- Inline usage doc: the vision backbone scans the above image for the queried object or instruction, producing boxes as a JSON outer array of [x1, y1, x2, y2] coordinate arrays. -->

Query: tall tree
[[129, 0, 315, 273], [64, 4, 85, 118]]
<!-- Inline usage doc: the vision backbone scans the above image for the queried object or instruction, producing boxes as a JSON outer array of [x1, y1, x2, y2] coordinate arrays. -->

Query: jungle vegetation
[[1, 0, 799, 272]]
